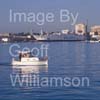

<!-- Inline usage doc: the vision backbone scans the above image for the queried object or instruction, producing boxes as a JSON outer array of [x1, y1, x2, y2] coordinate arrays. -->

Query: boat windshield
[[19, 52, 32, 60], [21, 53, 30, 57]]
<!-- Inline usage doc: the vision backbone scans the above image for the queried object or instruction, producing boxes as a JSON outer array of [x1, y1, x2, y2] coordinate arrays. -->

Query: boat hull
[[34, 34, 85, 41], [11, 60, 48, 66]]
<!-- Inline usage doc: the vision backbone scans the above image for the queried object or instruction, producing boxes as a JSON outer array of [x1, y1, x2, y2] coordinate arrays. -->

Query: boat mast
[[85, 19, 91, 40], [40, 28, 43, 36], [86, 19, 88, 34]]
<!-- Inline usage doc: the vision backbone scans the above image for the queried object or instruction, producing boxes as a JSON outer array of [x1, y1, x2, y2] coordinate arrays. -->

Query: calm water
[[0, 42, 100, 100]]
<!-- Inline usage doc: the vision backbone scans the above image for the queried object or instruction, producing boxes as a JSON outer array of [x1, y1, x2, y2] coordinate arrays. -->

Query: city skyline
[[0, 0, 100, 33]]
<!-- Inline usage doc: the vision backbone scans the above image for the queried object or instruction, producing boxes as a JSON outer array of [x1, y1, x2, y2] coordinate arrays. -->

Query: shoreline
[[0, 40, 99, 44]]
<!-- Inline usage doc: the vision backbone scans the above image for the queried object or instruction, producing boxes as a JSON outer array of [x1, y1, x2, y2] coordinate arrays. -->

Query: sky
[[0, 0, 100, 33]]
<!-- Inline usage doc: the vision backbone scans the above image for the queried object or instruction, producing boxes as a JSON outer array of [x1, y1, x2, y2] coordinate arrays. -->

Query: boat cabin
[[19, 51, 32, 60]]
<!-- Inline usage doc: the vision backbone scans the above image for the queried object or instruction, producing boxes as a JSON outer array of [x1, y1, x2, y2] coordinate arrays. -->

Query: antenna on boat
[[85, 19, 91, 40], [40, 28, 43, 36], [86, 19, 88, 33], [30, 29, 33, 36]]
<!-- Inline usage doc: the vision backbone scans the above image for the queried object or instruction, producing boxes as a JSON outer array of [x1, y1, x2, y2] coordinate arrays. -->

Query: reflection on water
[[10, 65, 48, 88], [12, 65, 48, 74]]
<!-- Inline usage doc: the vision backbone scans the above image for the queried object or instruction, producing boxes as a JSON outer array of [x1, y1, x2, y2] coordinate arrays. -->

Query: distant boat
[[33, 32, 85, 41], [33, 35, 47, 41], [11, 51, 48, 66], [47, 33, 85, 41], [89, 40, 100, 43], [33, 29, 47, 41]]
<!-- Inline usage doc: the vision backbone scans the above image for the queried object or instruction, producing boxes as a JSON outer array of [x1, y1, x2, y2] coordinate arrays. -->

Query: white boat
[[89, 38, 100, 43], [11, 51, 48, 66], [33, 29, 47, 41], [33, 35, 47, 40], [33, 32, 85, 41]]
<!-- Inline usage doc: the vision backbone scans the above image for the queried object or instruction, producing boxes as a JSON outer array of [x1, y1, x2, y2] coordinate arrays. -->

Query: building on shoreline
[[75, 24, 86, 35], [0, 32, 36, 43], [90, 26, 100, 40]]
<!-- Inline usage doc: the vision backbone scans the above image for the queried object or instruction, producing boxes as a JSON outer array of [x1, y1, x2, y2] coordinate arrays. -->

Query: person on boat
[[19, 53, 22, 61]]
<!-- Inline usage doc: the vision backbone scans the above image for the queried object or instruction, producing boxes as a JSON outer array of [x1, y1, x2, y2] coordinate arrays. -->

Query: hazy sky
[[0, 0, 100, 33]]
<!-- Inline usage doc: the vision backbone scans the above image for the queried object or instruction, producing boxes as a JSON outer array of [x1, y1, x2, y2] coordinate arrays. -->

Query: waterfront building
[[0, 33, 10, 37], [90, 26, 100, 40], [91, 26, 100, 35], [75, 24, 86, 35]]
